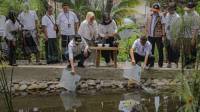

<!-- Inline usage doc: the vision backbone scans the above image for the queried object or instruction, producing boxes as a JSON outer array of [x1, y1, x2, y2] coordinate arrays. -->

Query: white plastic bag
[[123, 61, 141, 82], [59, 69, 81, 91]]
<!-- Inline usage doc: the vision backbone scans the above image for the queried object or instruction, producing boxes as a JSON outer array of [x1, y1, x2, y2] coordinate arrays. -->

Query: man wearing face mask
[[130, 36, 154, 69], [67, 35, 90, 73], [165, 2, 180, 68], [145, 3, 165, 68], [98, 13, 118, 65], [56, 3, 79, 62], [18, 4, 41, 64]]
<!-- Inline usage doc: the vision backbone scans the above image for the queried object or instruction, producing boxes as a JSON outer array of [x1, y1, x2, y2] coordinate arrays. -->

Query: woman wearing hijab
[[98, 13, 118, 65], [78, 12, 98, 46], [5, 11, 20, 66]]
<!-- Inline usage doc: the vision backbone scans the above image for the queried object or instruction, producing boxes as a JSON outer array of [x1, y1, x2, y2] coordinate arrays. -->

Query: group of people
[[0, 3, 118, 73], [130, 1, 200, 69], [0, 1, 199, 72]]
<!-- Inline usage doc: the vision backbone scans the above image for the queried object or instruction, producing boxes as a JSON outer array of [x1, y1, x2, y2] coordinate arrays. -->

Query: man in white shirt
[[67, 35, 89, 73], [18, 4, 41, 64], [56, 3, 79, 61], [42, 5, 59, 64], [130, 36, 155, 69]]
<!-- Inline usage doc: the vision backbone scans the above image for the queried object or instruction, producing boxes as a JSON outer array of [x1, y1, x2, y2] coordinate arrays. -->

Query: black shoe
[[9, 63, 18, 66], [78, 64, 85, 68], [158, 64, 163, 68]]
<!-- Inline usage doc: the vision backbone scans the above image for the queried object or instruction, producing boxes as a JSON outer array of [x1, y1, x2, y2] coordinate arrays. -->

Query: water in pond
[[0, 90, 180, 112]]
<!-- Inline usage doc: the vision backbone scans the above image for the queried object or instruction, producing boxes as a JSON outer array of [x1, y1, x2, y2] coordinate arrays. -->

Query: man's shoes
[[9, 63, 18, 66], [158, 64, 163, 68]]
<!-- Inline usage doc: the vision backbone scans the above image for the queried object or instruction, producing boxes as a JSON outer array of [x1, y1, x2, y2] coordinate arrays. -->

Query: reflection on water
[[60, 92, 81, 111], [154, 96, 160, 112], [0, 91, 179, 112]]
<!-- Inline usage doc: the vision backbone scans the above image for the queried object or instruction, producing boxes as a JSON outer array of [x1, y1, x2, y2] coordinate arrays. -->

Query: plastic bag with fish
[[59, 69, 81, 91]]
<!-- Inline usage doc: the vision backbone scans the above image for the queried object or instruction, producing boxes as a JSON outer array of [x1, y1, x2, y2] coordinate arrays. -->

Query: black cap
[[186, 1, 196, 9], [152, 3, 160, 10]]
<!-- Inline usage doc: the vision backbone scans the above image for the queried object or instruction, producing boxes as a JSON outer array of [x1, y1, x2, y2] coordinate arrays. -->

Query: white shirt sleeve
[[132, 39, 138, 49], [112, 20, 118, 33], [146, 42, 152, 55], [42, 16, 47, 26]]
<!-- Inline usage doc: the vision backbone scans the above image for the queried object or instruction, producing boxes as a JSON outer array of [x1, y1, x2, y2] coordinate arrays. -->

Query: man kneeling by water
[[130, 36, 154, 69], [67, 35, 90, 73]]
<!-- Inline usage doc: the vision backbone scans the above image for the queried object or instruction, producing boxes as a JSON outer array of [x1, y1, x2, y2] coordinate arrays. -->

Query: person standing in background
[[18, 4, 41, 64], [0, 14, 7, 57], [145, 3, 165, 67], [42, 5, 59, 64], [181, 1, 200, 68], [164, 2, 180, 68], [5, 11, 20, 66], [56, 3, 79, 62]]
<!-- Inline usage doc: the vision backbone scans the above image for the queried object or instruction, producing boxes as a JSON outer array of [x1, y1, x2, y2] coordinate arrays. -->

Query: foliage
[[110, 0, 140, 25], [176, 71, 200, 112], [117, 23, 141, 61], [86, 0, 140, 24], [0, 57, 14, 112], [0, 0, 47, 16]]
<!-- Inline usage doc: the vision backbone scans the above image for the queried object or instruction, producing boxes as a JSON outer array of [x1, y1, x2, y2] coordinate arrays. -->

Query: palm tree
[[88, 0, 140, 24], [111, 0, 140, 24]]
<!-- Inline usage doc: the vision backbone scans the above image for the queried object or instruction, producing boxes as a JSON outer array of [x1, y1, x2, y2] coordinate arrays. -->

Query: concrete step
[[3, 64, 187, 82]]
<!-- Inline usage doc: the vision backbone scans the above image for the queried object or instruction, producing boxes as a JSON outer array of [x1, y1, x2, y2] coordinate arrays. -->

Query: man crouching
[[130, 36, 155, 69], [68, 35, 90, 73]]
